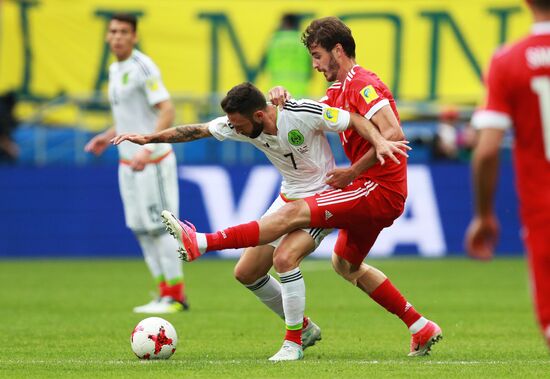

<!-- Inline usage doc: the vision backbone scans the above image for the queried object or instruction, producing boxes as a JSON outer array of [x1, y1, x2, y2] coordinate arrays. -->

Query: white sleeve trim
[[471, 110, 512, 130], [365, 99, 390, 119]]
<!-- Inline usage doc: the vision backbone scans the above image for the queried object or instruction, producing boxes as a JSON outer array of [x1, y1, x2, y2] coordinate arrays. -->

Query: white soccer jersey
[[108, 49, 172, 161], [208, 99, 351, 198]]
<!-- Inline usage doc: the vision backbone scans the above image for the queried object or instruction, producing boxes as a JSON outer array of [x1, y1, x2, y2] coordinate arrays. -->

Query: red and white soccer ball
[[130, 317, 178, 360]]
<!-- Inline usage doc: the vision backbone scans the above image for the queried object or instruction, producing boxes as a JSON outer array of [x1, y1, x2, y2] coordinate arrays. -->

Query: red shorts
[[304, 178, 405, 265]]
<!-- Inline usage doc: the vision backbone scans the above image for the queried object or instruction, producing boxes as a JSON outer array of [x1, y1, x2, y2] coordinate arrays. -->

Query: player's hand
[[325, 167, 355, 189], [374, 139, 411, 166], [110, 133, 150, 146], [268, 86, 292, 109], [464, 214, 499, 261], [130, 148, 152, 172], [84, 134, 110, 156]]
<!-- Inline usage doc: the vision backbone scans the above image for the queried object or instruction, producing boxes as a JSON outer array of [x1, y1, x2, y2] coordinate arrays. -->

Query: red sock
[[205, 221, 259, 251], [369, 279, 421, 328], [285, 329, 302, 346], [168, 283, 185, 303], [159, 281, 169, 297]]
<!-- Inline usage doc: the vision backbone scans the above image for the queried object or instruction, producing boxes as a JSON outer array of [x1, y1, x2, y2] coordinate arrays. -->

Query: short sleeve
[[471, 52, 512, 130], [283, 99, 350, 133], [141, 61, 170, 106], [318, 105, 350, 133], [208, 116, 239, 141], [349, 82, 390, 120]]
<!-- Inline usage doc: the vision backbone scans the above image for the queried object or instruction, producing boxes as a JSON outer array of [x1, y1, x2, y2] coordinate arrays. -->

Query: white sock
[[278, 267, 306, 328], [196, 233, 207, 254], [155, 232, 184, 281], [409, 317, 428, 334], [245, 275, 284, 319], [135, 233, 162, 278]]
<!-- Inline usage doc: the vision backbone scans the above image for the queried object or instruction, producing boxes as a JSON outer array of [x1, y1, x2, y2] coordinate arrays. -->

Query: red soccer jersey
[[322, 65, 407, 198], [472, 22, 550, 224]]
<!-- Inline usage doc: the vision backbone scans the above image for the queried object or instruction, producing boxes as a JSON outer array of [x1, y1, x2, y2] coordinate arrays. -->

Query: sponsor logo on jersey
[[324, 210, 333, 220], [323, 107, 340, 123], [122, 72, 129, 85], [287, 129, 305, 146], [360, 85, 379, 104], [146, 77, 159, 91]]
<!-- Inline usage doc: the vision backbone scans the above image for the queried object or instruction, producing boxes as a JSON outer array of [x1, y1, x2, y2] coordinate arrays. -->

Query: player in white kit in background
[[111, 82, 409, 360], [84, 13, 188, 313]]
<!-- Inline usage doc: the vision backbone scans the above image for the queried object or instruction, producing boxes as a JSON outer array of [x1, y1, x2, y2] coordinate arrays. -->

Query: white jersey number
[[531, 76, 550, 161]]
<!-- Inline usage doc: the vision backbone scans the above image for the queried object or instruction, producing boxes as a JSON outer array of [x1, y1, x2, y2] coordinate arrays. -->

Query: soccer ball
[[130, 317, 178, 359]]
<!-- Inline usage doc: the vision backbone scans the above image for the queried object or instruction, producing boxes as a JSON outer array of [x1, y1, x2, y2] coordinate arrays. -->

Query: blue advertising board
[[0, 163, 522, 258]]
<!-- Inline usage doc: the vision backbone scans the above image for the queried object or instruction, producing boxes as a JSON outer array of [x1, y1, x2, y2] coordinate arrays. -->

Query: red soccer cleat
[[408, 320, 443, 356], [161, 210, 202, 262]]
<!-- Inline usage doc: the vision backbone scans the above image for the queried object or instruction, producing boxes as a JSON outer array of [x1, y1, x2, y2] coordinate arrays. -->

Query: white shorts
[[262, 195, 332, 249], [118, 152, 179, 233]]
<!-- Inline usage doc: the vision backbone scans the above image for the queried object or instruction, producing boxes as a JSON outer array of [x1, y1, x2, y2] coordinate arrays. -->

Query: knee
[[273, 249, 296, 273], [331, 254, 350, 279], [234, 262, 262, 285], [331, 254, 367, 283]]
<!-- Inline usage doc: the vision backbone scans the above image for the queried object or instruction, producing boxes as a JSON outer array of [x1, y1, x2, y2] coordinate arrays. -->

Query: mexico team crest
[[288, 129, 304, 146], [323, 107, 340, 123], [360, 85, 379, 104]]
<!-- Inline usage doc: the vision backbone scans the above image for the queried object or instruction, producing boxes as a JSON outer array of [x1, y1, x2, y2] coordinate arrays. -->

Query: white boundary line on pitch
[[0, 359, 549, 365]]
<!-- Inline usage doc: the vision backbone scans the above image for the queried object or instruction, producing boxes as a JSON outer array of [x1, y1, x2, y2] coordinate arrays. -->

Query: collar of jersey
[[532, 21, 550, 35], [342, 64, 360, 91], [115, 49, 138, 68]]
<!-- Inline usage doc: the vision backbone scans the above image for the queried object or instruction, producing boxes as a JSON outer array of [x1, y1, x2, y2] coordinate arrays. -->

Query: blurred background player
[[432, 107, 474, 161], [84, 13, 188, 313], [465, 0, 550, 348], [0, 90, 20, 162], [265, 13, 312, 98], [164, 17, 442, 358], [112, 81, 409, 360]]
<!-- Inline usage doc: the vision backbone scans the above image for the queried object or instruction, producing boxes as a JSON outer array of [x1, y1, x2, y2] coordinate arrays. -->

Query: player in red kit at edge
[[162, 17, 442, 358], [466, 0, 550, 348]]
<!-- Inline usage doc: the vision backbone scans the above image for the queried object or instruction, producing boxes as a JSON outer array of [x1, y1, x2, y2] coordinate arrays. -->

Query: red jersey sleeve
[[348, 81, 391, 120], [484, 51, 512, 116]]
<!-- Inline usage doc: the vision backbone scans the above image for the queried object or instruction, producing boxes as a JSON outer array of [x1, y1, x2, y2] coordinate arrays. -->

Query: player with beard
[[161, 17, 443, 360], [112, 81, 409, 360]]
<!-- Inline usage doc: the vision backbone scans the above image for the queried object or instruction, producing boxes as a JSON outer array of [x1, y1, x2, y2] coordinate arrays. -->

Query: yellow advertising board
[[0, 0, 530, 127]]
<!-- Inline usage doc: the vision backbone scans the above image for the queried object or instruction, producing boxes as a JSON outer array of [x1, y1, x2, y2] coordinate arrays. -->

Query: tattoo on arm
[[150, 124, 210, 143]]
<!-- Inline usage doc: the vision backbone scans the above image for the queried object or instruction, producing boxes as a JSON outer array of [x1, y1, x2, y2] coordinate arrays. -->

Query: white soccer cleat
[[268, 340, 304, 362], [133, 298, 161, 313], [302, 318, 322, 350], [133, 296, 188, 314]]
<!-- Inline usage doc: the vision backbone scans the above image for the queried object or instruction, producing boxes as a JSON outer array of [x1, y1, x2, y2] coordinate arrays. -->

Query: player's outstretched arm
[[111, 123, 212, 146]]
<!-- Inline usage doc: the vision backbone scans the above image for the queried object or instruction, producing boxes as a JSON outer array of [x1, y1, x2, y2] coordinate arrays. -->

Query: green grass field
[[1, 258, 548, 378]]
